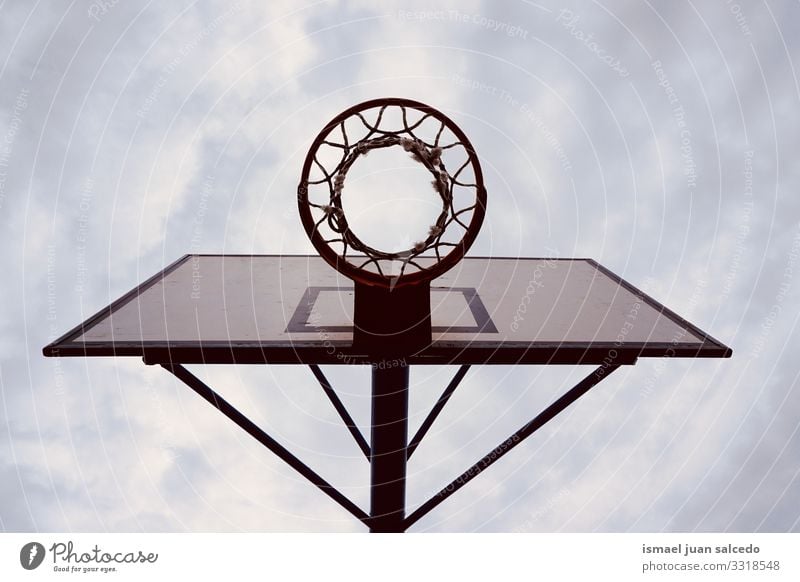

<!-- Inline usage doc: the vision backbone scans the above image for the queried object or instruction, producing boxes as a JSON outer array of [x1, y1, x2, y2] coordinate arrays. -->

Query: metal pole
[[369, 364, 409, 533]]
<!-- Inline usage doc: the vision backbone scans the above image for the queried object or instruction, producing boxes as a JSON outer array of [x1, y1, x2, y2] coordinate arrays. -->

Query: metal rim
[[298, 98, 486, 288]]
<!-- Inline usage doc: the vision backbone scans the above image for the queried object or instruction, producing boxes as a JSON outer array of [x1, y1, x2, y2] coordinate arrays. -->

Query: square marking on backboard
[[286, 286, 498, 334]]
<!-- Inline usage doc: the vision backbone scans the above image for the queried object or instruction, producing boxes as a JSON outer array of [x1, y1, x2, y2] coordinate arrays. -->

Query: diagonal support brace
[[161, 363, 369, 525], [407, 365, 470, 459], [404, 363, 622, 530], [309, 365, 370, 459]]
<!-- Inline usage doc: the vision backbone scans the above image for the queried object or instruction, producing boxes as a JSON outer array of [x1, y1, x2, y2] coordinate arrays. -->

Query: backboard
[[43, 254, 731, 366]]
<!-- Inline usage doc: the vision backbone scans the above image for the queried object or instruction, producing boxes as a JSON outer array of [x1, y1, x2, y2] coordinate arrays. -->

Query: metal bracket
[[308, 365, 370, 459], [404, 362, 623, 530], [160, 359, 625, 532], [161, 363, 369, 525], [407, 365, 470, 459]]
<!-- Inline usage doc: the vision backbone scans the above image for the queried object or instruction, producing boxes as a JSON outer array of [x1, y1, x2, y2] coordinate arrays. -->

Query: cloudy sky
[[1, 0, 798, 532]]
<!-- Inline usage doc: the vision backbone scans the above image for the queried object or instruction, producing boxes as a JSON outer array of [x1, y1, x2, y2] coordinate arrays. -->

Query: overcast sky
[[1, 0, 799, 532]]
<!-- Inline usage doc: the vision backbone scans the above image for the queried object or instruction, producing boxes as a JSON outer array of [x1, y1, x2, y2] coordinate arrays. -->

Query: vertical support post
[[369, 364, 410, 533]]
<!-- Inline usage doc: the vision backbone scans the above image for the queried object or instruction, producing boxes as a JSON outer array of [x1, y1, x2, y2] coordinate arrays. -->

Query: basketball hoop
[[43, 96, 731, 535], [298, 98, 487, 288]]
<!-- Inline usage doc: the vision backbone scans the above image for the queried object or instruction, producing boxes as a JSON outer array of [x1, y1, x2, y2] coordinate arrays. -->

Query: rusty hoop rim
[[297, 97, 486, 288]]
